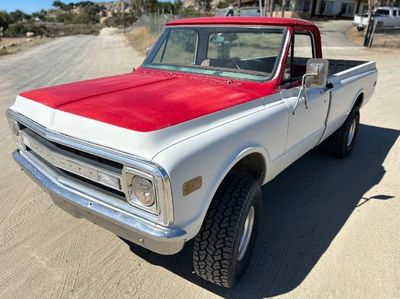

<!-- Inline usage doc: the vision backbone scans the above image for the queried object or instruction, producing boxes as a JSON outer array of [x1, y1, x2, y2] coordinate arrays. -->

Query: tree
[[0, 11, 11, 32], [269, 0, 275, 16], [264, 0, 270, 16], [174, 0, 184, 14], [9, 10, 31, 23], [32, 9, 47, 22], [53, 1, 67, 10], [194, 0, 213, 12], [217, 0, 233, 9]]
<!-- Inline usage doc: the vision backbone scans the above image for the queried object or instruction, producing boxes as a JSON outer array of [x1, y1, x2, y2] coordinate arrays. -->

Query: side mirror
[[304, 58, 329, 88], [293, 58, 329, 114], [145, 47, 150, 56]]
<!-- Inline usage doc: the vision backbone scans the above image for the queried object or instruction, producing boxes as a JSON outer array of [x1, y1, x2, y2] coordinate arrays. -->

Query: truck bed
[[320, 59, 378, 142], [328, 59, 370, 77]]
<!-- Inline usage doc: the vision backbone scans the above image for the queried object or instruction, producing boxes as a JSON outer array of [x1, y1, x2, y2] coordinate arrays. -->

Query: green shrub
[[5, 22, 47, 37], [0, 10, 12, 31]]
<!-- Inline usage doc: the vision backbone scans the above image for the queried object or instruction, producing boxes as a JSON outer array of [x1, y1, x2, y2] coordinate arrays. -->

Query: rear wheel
[[192, 173, 261, 288], [327, 106, 360, 158]]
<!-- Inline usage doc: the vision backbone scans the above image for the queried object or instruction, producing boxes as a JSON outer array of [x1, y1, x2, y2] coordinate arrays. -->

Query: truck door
[[280, 31, 330, 167]]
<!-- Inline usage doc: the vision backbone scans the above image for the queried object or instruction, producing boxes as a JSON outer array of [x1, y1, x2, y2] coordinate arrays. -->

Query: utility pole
[[259, 0, 263, 16], [364, 0, 375, 46], [281, 0, 286, 17], [264, 0, 270, 16], [269, 0, 275, 17]]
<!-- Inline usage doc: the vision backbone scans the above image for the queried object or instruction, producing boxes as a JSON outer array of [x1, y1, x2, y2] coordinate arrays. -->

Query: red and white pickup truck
[[7, 17, 378, 287]]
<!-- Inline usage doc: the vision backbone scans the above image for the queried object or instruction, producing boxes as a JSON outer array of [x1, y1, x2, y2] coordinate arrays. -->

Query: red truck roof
[[167, 17, 316, 28]]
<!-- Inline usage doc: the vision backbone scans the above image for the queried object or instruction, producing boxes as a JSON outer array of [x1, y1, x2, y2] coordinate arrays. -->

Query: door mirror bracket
[[293, 58, 329, 115]]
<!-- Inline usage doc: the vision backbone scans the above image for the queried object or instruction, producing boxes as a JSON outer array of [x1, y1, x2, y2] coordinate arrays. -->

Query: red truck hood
[[20, 69, 273, 132]]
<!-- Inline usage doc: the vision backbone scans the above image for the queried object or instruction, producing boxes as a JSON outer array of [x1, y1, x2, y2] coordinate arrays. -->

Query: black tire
[[192, 172, 261, 288], [328, 106, 360, 158]]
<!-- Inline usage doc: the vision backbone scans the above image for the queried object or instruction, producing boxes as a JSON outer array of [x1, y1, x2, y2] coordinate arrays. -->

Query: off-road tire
[[192, 173, 261, 288], [328, 106, 360, 158]]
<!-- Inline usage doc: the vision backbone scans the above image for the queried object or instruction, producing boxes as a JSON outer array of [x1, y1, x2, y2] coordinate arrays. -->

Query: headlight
[[123, 167, 158, 214], [127, 176, 155, 207]]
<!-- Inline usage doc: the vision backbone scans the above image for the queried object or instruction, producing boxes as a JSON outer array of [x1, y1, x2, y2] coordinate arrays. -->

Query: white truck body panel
[[152, 61, 378, 237], [10, 60, 378, 239], [10, 59, 378, 238]]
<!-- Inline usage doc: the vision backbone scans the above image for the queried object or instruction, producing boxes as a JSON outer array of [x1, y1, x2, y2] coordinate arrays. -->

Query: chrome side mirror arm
[[293, 73, 317, 115]]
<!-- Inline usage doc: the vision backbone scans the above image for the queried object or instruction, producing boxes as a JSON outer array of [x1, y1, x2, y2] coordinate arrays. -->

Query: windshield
[[143, 26, 287, 82]]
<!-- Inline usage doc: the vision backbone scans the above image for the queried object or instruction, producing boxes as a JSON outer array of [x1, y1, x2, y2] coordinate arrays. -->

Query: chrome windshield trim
[[7, 109, 174, 225], [143, 25, 288, 83]]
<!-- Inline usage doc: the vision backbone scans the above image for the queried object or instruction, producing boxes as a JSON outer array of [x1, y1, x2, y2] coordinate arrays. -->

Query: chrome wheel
[[238, 206, 255, 261], [347, 118, 357, 147]]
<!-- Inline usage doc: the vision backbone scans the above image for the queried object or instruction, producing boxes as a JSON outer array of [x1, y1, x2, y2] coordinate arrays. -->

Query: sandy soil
[[0, 27, 399, 299], [0, 37, 28, 47]]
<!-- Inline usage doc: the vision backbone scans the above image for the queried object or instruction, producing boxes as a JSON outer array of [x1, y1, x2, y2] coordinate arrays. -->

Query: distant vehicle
[[216, 6, 262, 17], [354, 6, 400, 30], [353, 13, 369, 30]]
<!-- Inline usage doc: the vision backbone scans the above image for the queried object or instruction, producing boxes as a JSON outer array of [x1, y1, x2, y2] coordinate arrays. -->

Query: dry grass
[[125, 26, 158, 56], [0, 37, 52, 56], [348, 27, 366, 46], [44, 23, 102, 36], [348, 26, 400, 48]]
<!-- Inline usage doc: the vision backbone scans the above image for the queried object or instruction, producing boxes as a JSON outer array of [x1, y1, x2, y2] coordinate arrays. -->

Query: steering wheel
[[230, 58, 241, 70], [240, 59, 267, 72]]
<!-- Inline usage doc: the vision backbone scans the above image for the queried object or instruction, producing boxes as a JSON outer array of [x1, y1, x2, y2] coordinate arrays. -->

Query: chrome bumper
[[13, 150, 187, 255]]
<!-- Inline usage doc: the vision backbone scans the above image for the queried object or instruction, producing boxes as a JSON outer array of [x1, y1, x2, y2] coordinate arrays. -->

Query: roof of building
[[167, 17, 316, 27]]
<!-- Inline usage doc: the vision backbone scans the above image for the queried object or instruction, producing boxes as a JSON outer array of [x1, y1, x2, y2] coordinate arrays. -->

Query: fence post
[[363, 16, 374, 47], [368, 20, 383, 48]]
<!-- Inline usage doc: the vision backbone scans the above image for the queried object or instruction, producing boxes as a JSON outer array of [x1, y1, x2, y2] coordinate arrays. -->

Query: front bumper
[[13, 150, 187, 255]]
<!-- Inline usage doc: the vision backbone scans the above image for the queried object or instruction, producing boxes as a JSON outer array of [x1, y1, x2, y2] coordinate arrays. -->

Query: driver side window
[[283, 32, 315, 83]]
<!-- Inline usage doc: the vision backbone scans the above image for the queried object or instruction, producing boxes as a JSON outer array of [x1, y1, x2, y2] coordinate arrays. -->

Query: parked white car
[[354, 6, 400, 30], [215, 6, 262, 16]]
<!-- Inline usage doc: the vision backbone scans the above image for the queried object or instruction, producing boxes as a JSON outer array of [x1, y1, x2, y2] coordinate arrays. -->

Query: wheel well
[[354, 93, 364, 108], [229, 153, 266, 185]]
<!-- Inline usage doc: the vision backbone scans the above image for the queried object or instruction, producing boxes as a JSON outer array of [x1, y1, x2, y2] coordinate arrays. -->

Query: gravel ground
[[0, 27, 399, 299]]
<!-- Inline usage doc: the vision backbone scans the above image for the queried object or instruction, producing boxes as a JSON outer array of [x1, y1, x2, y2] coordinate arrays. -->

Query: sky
[[0, 0, 171, 14], [0, 0, 79, 13]]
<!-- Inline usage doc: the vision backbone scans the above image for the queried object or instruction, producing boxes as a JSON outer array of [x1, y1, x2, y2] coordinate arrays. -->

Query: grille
[[21, 127, 126, 200]]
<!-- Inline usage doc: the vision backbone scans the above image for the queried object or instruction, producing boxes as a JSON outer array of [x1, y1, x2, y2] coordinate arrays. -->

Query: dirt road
[[0, 28, 399, 299]]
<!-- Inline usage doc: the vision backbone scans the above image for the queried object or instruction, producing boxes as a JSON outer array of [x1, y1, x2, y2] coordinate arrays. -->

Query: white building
[[233, 0, 370, 18], [313, 0, 365, 17], [285, 0, 369, 17]]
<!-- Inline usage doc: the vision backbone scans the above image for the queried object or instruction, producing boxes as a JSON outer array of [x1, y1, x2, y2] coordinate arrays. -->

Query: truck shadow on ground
[[122, 124, 398, 298]]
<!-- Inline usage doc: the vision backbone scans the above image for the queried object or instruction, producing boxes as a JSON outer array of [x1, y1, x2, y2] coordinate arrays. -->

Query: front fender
[[152, 100, 288, 239]]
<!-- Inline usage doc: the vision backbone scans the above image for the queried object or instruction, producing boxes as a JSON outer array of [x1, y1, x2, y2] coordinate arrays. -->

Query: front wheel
[[327, 106, 360, 158], [192, 173, 261, 288]]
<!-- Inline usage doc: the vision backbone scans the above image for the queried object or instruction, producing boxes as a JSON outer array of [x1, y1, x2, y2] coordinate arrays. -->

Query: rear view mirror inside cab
[[210, 33, 225, 44]]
